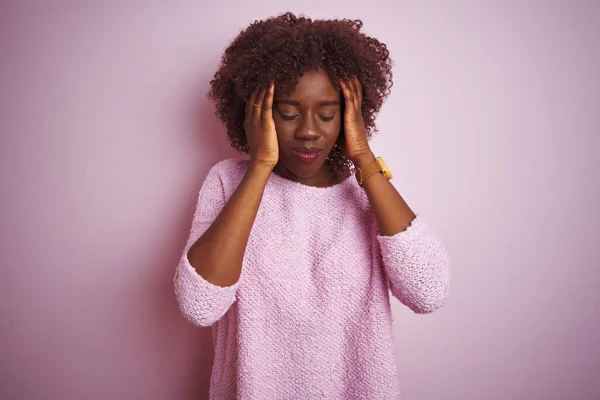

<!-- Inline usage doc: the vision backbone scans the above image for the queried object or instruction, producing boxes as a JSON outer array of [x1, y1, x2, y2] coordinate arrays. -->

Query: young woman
[[174, 12, 450, 399]]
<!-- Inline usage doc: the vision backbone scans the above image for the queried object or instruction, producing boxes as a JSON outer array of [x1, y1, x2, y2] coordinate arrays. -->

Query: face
[[273, 68, 342, 185]]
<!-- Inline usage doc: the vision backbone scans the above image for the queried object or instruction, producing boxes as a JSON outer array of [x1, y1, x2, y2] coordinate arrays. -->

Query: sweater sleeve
[[174, 163, 240, 327], [377, 215, 451, 314]]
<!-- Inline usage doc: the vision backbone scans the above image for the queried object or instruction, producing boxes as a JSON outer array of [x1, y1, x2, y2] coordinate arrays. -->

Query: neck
[[273, 162, 336, 187]]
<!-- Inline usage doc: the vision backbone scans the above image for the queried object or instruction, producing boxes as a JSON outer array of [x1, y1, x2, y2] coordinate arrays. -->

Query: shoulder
[[336, 175, 404, 217], [207, 158, 249, 178], [203, 157, 249, 193]]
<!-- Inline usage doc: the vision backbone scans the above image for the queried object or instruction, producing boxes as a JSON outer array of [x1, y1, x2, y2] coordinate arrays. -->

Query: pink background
[[1, 1, 599, 399]]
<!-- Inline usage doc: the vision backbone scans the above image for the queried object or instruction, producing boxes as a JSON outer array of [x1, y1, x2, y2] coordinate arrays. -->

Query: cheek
[[274, 120, 295, 142], [324, 119, 342, 143]]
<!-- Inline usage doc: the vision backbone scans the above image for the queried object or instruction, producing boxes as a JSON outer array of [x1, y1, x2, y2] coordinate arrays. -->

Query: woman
[[174, 12, 450, 399]]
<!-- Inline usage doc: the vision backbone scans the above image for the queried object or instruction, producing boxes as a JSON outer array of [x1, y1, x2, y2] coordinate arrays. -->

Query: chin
[[281, 157, 326, 179]]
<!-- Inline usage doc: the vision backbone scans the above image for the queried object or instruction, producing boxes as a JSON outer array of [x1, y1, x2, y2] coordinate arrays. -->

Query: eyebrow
[[276, 99, 340, 106]]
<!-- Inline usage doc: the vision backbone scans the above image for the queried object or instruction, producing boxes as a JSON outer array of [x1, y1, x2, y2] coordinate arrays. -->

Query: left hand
[[340, 77, 374, 164]]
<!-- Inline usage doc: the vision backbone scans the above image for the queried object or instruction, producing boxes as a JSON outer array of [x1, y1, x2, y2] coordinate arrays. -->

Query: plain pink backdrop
[[1, 1, 599, 399]]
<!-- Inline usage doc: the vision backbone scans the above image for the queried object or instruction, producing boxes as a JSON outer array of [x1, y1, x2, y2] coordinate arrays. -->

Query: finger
[[262, 82, 275, 122], [339, 79, 354, 108], [246, 89, 258, 121], [349, 77, 360, 107], [353, 76, 363, 105], [253, 86, 267, 120]]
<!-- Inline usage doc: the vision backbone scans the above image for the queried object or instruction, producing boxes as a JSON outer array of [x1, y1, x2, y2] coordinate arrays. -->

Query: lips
[[292, 147, 323, 163], [293, 147, 322, 154]]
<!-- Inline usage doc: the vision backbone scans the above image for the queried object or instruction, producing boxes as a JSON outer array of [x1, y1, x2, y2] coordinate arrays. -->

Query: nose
[[295, 114, 320, 141]]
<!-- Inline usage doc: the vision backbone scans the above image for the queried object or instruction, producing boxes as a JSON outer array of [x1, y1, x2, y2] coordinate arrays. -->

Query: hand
[[340, 77, 374, 164], [244, 83, 279, 170]]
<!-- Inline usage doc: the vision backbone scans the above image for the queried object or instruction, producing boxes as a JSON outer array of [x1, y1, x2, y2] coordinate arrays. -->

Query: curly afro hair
[[209, 12, 393, 172]]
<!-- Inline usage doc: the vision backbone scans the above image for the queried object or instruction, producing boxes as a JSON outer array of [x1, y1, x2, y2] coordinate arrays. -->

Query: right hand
[[244, 83, 279, 170]]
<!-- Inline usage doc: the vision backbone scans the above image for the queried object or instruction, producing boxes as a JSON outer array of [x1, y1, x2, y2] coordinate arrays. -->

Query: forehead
[[285, 69, 338, 100]]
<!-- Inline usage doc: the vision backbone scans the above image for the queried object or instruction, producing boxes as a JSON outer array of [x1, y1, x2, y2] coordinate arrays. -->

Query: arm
[[357, 159, 450, 313], [340, 77, 450, 313], [339, 77, 417, 236], [174, 163, 271, 327], [175, 83, 279, 327], [187, 163, 271, 288], [375, 212, 450, 314], [354, 152, 416, 235]]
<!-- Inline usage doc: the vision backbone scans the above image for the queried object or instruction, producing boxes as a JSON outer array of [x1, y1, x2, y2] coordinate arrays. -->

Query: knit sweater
[[174, 158, 450, 400]]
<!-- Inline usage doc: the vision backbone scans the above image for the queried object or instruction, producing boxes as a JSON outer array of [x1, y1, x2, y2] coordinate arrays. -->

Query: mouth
[[292, 147, 323, 163]]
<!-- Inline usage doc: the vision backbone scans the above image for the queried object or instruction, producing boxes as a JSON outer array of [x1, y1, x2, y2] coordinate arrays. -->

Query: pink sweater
[[174, 158, 450, 399]]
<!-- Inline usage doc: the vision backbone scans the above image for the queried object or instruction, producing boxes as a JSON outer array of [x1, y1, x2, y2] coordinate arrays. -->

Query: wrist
[[352, 150, 376, 168], [248, 161, 275, 178]]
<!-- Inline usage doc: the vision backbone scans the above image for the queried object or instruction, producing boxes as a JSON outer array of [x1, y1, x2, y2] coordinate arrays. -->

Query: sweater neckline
[[268, 168, 355, 193]]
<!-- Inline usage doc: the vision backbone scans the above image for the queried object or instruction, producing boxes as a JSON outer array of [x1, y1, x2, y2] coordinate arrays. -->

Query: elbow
[[176, 296, 224, 327], [174, 282, 236, 327], [406, 282, 450, 314], [411, 263, 451, 314], [381, 219, 452, 314], [405, 248, 451, 314], [390, 261, 451, 314], [173, 261, 238, 328]]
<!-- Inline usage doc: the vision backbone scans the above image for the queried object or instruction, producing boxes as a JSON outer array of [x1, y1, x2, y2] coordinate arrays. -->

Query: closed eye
[[278, 111, 335, 122], [278, 111, 298, 121]]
